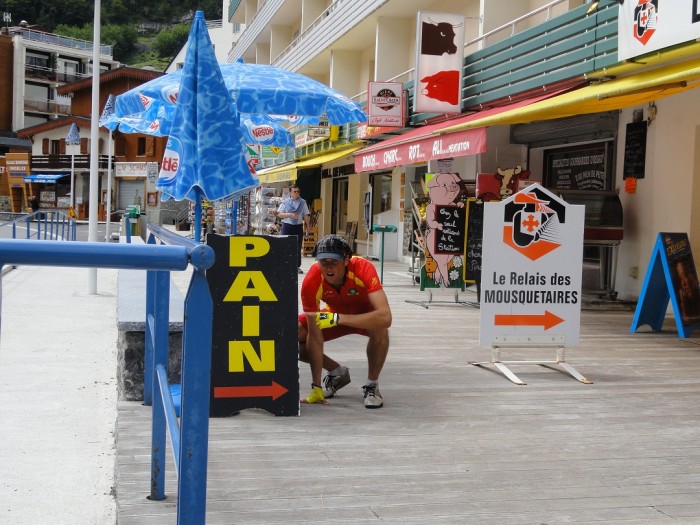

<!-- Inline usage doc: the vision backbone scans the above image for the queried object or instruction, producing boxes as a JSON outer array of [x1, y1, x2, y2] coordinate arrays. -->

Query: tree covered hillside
[[2, 0, 223, 68]]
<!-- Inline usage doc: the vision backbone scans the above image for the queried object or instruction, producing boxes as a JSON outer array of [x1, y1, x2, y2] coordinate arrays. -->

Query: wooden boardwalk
[[116, 260, 700, 524]]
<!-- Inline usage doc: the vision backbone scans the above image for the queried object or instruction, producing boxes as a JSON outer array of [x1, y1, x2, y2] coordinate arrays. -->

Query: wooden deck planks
[[116, 261, 700, 524]]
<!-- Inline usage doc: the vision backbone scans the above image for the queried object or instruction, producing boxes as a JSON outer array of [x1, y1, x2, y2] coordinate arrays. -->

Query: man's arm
[[332, 289, 392, 331]]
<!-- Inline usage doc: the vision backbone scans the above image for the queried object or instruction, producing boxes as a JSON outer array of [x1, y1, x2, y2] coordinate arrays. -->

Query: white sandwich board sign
[[480, 183, 584, 346]]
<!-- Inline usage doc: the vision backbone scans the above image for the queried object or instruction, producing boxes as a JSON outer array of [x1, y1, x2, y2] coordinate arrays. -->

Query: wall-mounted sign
[[618, 1, 700, 61], [623, 121, 647, 179], [115, 162, 150, 178], [543, 143, 611, 191], [414, 11, 465, 114]]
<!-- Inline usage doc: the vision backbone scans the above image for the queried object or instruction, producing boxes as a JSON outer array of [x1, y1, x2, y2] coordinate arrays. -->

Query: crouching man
[[298, 234, 392, 408]]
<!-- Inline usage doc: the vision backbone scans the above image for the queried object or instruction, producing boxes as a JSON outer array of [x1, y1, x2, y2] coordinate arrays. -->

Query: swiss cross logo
[[633, 0, 658, 46], [501, 188, 566, 261]]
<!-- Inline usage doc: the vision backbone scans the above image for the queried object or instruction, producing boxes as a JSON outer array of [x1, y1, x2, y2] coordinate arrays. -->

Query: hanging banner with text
[[480, 183, 584, 346], [206, 234, 299, 417]]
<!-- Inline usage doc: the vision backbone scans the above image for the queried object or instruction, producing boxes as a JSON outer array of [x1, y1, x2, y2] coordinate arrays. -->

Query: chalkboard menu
[[544, 142, 611, 190], [433, 205, 466, 255], [464, 198, 483, 283], [623, 120, 647, 179]]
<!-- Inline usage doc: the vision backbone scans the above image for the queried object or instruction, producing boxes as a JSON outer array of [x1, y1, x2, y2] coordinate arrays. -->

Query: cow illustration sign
[[479, 183, 584, 346], [414, 11, 465, 114]]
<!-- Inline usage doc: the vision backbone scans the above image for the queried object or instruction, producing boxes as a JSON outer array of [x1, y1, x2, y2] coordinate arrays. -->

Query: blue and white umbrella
[[114, 11, 366, 241], [114, 60, 366, 127]]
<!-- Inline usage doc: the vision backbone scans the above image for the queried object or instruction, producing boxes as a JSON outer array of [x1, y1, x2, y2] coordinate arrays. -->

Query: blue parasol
[[114, 11, 367, 241], [114, 61, 366, 127], [129, 11, 259, 241]]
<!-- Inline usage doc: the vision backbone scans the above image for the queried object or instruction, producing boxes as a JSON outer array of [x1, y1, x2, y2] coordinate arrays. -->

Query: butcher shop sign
[[414, 11, 465, 114]]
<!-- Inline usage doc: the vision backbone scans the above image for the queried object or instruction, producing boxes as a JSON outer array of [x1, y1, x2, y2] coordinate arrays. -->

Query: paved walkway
[[0, 264, 118, 524], [4, 249, 700, 524]]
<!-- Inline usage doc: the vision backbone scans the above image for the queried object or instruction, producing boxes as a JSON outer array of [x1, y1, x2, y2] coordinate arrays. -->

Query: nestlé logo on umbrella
[[159, 137, 183, 185]]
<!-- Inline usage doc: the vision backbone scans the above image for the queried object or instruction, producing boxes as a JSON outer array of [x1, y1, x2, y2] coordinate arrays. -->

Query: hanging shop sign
[[368, 82, 404, 127], [414, 11, 465, 114], [480, 183, 584, 345], [206, 234, 299, 417]]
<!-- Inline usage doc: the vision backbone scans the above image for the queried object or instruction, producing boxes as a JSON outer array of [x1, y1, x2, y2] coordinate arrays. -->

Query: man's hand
[[315, 312, 339, 329]]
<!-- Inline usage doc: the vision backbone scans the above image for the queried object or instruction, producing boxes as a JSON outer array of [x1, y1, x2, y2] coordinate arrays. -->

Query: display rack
[[408, 183, 429, 284]]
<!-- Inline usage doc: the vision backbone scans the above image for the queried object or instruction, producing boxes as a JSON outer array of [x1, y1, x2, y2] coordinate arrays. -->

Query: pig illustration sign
[[479, 183, 584, 345]]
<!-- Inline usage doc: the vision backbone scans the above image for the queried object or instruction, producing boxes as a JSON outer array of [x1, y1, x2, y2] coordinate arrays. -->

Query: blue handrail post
[[177, 266, 213, 524], [148, 269, 171, 501]]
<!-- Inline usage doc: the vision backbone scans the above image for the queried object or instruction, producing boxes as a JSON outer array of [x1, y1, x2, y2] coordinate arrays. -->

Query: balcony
[[12, 27, 113, 56], [24, 65, 87, 84], [30, 155, 113, 171], [23, 98, 70, 115]]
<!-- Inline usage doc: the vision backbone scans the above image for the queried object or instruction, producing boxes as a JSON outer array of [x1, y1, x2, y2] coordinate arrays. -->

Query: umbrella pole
[[194, 188, 202, 242], [104, 131, 113, 241]]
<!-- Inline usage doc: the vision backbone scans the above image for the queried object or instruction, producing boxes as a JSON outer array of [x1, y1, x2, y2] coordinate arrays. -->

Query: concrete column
[[329, 49, 361, 99], [255, 42, 270, 65], [270, 24, 292, 62], [301, 0, 327, 32], [375, 16, 412, 82]]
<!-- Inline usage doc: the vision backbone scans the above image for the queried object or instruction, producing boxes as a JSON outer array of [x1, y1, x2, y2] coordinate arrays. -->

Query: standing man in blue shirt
[[273, 184, 311, 273]]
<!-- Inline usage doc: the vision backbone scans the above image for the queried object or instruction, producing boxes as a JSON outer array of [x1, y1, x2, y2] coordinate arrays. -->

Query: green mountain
[[2, 0, 222, 31], [2, 0, 223, 68]]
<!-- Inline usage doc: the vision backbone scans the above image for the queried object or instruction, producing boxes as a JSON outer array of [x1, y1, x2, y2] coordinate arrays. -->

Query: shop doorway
[[118, 180, 145, 211], [331, 177, 348, 234]]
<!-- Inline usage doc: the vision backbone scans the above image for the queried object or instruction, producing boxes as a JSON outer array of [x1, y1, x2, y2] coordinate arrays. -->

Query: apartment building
[[4, 21, 119, 132], [0, 20, 120, 213], [228, 0, 700, 304]]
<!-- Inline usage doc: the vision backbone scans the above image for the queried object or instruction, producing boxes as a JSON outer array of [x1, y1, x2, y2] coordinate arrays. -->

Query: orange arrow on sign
[[214, 381, 288, 400], [494, 310, 564, 330]]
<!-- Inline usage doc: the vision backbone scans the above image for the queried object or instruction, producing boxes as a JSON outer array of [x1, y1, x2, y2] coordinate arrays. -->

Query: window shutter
[[59, 139, 66, 155], [146, 137, 155, 157], [80, 138, 88, 154], [115, 136, 126, 156], [42, 138, 49, 154]]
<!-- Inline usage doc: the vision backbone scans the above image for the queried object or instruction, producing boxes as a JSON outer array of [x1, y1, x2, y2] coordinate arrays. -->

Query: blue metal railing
[[0, 211, 77, 241], [0, 225, 215, 524]]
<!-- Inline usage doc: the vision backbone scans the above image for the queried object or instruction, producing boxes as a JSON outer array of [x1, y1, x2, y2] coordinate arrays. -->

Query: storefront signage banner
[[257, 169, 297, 184], [618, 1, 700, 61], [115, 162, 152, 178], [414, 12, 465, 114], [5, 153, 29, 178], [368, 82, 404, 127], [354, 127, 486, 172]]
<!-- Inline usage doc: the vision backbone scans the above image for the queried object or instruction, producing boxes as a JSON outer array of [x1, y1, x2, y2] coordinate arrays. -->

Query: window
[[137, 137, 146, 156], [371, 173, 392, 213]]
